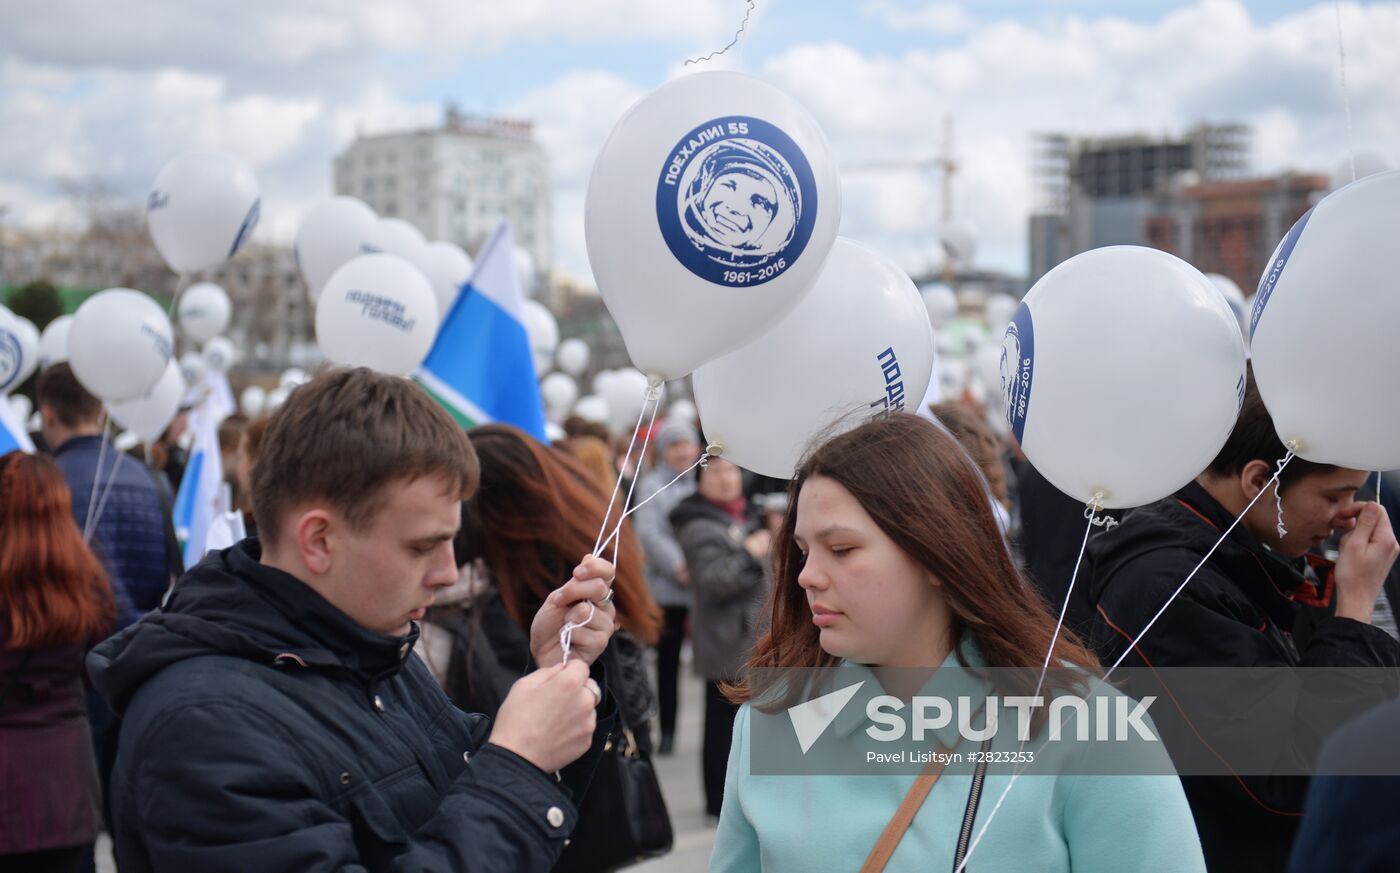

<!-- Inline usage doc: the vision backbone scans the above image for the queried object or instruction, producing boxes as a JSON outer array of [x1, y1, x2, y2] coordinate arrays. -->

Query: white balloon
[[941, 219, 978, 269], [920, 283, 958, 328], [540, 372, 579, 420], [555, 337, 590, 377], [600, 367, 653, 433], [420, 241, 474, 317], [667, 397, 698, 428], [694, 238, 935, 478], [0, 309, 38, 393], [69, 289, 174, 403], [147, 150, 260, 273], [585, 70, 842, 379], [8, 392, 32, 424], [38, 315, 73, 369], [179, 351, 207, 388], [1002, 246, 1246, 508], [315, 253, 440, 376], [574, 394, 610, 426], [513, 246, 536, 296], [203, 337, 237, 374], [1251, 170, 1400, 469], [591, 369, 618, 396], [266, 387, 290, 410], [984, 293, 1019, 334], [240, 384, 267, 417], [109, 360, 184, 442], [1205, 273, 1248, 338], [939, 358, 968, 399], [372, 218, 429, 273], [178, 282, 232, 344], [522, 300, 559, 376], [545, 421, 566, 443], [295, 197, 379, 302], [279, 368, 308, 390], [1330, 149, 1392, 190], [114, 430, 141, 453]]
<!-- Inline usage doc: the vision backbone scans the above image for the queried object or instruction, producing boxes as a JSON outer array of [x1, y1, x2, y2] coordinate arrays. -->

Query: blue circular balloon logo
[[0, 329, 21, 393], [1000, 304, 1034, 443], [655, 116, 817, 288]]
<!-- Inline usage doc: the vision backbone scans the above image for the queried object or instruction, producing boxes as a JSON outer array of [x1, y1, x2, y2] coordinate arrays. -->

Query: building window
[[385, 202, 398, 216]]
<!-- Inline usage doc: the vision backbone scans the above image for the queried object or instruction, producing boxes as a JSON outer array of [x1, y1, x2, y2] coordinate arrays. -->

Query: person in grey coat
[[632, 418, 701, 754], [669, 457, 770, 819]]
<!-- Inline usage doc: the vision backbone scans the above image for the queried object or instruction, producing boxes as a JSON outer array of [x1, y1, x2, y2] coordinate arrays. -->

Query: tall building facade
[[333, 106, 553, 275], [1144, 174, 1327, 297], [1028, 124, 1250, 282]]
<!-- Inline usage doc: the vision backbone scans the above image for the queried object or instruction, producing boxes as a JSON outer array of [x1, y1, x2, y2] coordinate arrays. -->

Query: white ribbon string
[[88, 439, 130, 540], [81, 409, 111, 543], [597, 447, 716, 557], [564, 379, 664, 665], [1334, 1, 1357, 184], [1020, 496, 1103, 756], [956, 451, 1296, 871]]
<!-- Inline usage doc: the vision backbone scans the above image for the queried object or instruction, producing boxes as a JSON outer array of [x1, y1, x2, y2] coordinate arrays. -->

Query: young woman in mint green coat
[[710, 414, 1205, 872]]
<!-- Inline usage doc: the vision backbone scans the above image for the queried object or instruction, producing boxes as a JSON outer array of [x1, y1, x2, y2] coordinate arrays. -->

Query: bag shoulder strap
[[859, 751, 950, 873]]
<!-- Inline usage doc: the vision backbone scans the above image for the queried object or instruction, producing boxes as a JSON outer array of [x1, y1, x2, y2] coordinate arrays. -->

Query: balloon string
[[1375, 471, 1382, 505], [1334, 1, 1357, 183], [597, 447, 717, 557], [591, 382, 662, 556], [165, 272, 192, 324], [684, 0, 756, 66], [81, 409, 111, 543], [1020, 496, 1104, 758], [567, 379, 663, 665], [956, 451, 1296, 872], [89, 435, 131, 542]]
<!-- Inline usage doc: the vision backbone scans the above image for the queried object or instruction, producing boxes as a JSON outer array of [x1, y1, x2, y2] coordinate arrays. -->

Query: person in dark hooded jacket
[[669, 457, 770, 819], [87, 368, 621, 873], [1085, 371, 1400, 872]]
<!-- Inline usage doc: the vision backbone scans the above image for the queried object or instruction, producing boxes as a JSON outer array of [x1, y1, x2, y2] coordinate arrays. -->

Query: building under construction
[[1028, 124, 1252, 282]]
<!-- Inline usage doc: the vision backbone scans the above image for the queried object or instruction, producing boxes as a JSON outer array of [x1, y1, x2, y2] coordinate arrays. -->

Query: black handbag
[[552, 701, 674, 872]]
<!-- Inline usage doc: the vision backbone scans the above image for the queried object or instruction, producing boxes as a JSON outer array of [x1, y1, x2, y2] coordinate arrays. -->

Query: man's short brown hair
[[1206, 363, 1336, 492], [250, 368, 479, 546], [36, 362, 103, 428]]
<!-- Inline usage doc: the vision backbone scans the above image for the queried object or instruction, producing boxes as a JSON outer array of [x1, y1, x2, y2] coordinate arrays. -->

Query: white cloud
[[760, 0, 1400, 276], [863, 1, 973, 35], [4, 0, 1400, 286]]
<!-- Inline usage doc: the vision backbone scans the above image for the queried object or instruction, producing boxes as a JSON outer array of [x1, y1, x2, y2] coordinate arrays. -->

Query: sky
[[2, 0, 1398, 284]]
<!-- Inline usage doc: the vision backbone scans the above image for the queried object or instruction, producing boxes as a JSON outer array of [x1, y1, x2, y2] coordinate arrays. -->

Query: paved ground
[[98, 654, 718, 872]]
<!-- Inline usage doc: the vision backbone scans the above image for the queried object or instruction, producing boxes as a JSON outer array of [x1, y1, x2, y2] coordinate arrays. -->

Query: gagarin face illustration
[[999, 326, 1021, 411], [701, 167, 779, 247]]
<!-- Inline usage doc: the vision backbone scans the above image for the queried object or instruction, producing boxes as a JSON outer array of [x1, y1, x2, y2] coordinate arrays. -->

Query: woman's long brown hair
[[458, 425, 661, 645], [0, 451, 115, 649], [727, 413, 1097, 707]]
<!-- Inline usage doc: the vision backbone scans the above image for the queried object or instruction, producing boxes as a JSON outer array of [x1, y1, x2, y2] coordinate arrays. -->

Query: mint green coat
[[710, 651, 1205, 872]]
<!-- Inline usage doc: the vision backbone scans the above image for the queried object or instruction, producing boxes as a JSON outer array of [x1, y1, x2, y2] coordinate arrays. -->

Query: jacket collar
[[1171, 481, 1309, 628], [228, 540, 418, 682], [53, 434, 108, 457]]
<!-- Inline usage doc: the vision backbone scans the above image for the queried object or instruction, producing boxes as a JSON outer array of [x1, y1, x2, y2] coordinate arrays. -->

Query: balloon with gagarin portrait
[[656, 116, 818, 288]]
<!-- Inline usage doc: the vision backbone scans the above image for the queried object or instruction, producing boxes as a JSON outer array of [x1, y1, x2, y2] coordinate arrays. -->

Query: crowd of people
[[2, 360, 1399, 872]]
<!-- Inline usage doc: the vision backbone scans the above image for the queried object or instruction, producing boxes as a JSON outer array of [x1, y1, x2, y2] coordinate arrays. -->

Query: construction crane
[[841, 115, 966, 280]]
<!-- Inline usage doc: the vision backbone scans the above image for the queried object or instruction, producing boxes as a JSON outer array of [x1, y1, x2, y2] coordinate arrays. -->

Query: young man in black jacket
[[88, 367, 620, 872], [1085, 371, 1400, 872]]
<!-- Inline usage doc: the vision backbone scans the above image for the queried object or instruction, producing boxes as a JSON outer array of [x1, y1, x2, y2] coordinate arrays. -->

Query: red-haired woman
[[711, 415, 1204, 872], [416, 425, 663, 871], [0, 451, 116, 873]]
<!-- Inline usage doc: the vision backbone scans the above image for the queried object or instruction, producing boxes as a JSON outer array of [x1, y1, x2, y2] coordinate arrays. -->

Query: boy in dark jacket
[[88, 368, 620, 873], [1086, 371, 1400, 872]]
